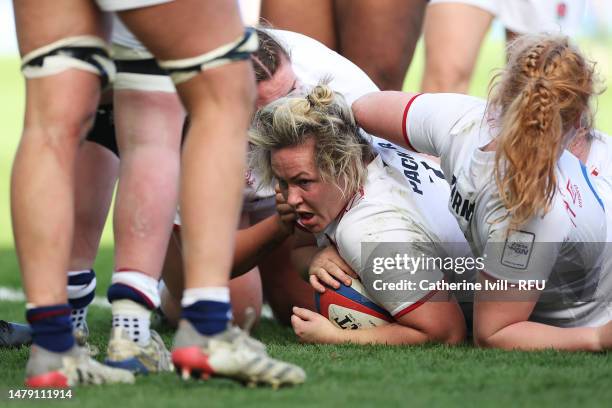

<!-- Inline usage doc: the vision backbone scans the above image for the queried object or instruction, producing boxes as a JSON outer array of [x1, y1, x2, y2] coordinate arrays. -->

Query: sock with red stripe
[[107, 271, 160, 347], [26, 304, 75, 353]]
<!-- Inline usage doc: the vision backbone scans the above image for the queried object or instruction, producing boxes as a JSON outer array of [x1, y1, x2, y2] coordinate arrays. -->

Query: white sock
[[67, 269, 96, 332], [111, 299, 151, 346], [181, 287, 230, 307], [71, 307, 88, 331]]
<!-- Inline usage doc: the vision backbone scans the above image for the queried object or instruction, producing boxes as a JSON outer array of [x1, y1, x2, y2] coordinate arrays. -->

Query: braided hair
[[487, 35, 598, 231]]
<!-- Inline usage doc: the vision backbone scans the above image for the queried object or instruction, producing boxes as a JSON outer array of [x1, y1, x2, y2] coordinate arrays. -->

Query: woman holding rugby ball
[[249, 84, 469, 345], [352, 34, 612, 351]]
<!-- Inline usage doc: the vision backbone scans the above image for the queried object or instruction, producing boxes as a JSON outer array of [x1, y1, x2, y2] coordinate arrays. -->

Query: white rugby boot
[[25, 344, 134, 387], [171, 319, 306, 388], [104, 327, 173, 375]]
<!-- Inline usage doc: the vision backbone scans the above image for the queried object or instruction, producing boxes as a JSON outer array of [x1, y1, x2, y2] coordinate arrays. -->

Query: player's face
[[271, 137, 347, 233], [256, 54, 301, 109]]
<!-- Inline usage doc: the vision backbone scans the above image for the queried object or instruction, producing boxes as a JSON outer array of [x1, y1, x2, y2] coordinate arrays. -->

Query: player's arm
[[473, 217, 605, 351], [291, 233, 357, 292], [354, 92, 485, 163], [352, 91, 419, 150], [291, 297, 465, 345], [294, 215, 467, 345], [231, 213, 293, 277], [474, 272, 603, 351], [231, 184, 298, 277]]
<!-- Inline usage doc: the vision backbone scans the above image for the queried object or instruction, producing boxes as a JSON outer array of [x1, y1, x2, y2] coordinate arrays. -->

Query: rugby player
[[353, 35, 612, 351]]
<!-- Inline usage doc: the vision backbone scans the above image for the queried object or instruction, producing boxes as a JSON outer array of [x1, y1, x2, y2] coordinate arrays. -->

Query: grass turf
[[1, 35, 612, 406], [1, 297, 612, 408]]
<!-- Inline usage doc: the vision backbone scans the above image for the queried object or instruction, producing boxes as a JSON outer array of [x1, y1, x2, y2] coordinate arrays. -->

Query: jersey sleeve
[[335, 202, 445, 317], [403, 93, 484, 157]]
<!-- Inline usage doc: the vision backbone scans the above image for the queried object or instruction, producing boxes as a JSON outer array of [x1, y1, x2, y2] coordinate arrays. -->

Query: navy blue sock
[[67, 269, 96, 309], [107, 283, 154, 309], [67, 269, 96, 330], [181, 301, 231, 336], [26, 304, 75, 352]]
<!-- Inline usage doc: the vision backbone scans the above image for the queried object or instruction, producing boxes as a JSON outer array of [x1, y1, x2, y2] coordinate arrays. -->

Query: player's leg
[[69, 137, 119, 345], [112, 87, 183, 282], [11, 0, 132, 387], [260, 0, 337, 49], [106, 84, 183, 374], [420, 2, 494, 93], [117, 0, 304, 386], [335, 0, 427, 90], [68, 98, 118, 344]]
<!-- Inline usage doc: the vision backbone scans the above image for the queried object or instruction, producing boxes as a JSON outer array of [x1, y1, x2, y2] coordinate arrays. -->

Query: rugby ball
[[315, 279, 393, 329]]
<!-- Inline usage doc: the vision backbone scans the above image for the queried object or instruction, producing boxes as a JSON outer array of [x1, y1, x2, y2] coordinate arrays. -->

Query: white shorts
[[428, 0, 498, 16], [428, 0, 585, 35], [112, 43, 175, 92], [96, 0, 173, 12], [111, 15, 148, 51]]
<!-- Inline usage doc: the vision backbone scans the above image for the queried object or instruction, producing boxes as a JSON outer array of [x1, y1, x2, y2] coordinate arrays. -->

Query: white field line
[[0, 286, 110, 308], [0, 286, 275, 318]]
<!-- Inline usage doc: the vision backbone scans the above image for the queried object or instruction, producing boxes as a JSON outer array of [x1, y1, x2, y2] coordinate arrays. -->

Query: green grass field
[[1, 36, 612, 406]]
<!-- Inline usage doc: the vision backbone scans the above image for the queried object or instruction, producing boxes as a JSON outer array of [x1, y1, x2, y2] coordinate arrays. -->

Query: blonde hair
[[488, 34, 598, 230], [249, 84, 373, 196]]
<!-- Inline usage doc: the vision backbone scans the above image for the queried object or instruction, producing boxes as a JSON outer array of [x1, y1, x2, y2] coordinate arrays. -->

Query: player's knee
[[24, 107, 96, 151], [423, 60, 473, 93], [368, 63, 408, 91], [182, 62, 256, 119]]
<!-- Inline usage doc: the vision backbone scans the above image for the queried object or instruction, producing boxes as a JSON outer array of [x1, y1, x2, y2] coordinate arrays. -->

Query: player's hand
[[308, 246, 358, 293], [291, 306, 343, 344], [275, 184, 296, 236]]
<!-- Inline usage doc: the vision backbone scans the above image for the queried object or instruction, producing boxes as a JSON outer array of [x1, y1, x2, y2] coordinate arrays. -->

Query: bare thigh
[[117, 0, 245, 60], [13, 0, 107, 55], [260, 0, 337, 49], [335, 0, 428, 90]]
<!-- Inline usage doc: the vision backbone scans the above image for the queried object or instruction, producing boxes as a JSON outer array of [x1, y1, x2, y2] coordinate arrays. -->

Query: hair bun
[[306, 85, 334, 109]]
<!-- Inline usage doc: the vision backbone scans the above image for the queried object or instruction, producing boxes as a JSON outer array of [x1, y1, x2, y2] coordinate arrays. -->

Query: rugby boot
[[0, 320, 32, 348], [25, 344, 134, 387], [73, 321, 99, 356], [171, 320, 306, 388], [105, 327, 173, 375]]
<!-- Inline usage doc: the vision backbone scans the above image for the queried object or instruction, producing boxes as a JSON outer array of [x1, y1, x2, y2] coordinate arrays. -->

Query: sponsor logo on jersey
[[559, 178, 580, 227], [501, 230, 535, 269], [449, 175, 475, 222], [566, 179, 583, 208]]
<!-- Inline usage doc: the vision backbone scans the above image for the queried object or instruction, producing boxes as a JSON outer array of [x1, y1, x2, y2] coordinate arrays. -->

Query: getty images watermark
[[369, 251, 546, 292]]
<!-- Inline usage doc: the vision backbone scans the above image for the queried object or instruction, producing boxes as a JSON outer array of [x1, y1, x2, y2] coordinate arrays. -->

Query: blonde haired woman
[[353, 35, 612, 351], [250, 84, 469, 345]]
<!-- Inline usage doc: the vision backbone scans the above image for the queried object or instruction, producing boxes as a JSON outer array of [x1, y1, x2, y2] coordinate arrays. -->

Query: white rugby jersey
[[403, 93, 608, 326], [428, 0, 585, 36], [316, 152, 472, 317]]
